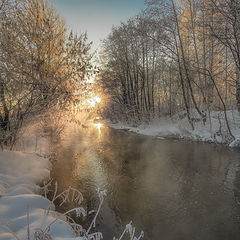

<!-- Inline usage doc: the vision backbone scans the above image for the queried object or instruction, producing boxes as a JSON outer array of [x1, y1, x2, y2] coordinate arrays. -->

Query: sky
[[51, 0, 147, 50]]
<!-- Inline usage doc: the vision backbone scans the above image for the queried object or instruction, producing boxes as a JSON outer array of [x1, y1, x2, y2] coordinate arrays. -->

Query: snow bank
[[229, 136, 240, 147], [109, 110, 240, 147], [0, 147, 80, 240]]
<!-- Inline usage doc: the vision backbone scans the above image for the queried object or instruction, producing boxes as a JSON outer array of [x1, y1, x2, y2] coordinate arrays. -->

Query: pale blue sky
[[51, 0, 146, 50]]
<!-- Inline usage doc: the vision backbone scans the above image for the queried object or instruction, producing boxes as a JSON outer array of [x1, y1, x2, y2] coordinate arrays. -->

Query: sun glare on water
[[94, 122, 103, 135]]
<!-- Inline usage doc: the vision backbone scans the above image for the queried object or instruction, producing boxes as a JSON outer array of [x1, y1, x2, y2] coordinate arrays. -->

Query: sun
[[88, 95, 101, 108], [95, 96, 101, 103]]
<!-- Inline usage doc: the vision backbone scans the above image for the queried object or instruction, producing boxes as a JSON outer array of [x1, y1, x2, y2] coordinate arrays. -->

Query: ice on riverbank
[[109, 110, 240, 147]]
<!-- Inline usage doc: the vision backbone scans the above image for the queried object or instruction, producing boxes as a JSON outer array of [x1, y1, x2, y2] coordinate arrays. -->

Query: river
[[49, 121, 240, 240]]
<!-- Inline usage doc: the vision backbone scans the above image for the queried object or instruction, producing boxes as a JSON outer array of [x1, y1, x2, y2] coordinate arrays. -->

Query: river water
[[50, 122, 240, 240]]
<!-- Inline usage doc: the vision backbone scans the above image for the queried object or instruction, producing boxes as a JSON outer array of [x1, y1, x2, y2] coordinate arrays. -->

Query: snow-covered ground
[[109, 110, 240, 147], [0, 124, 80, 240], [0, 150, 80, 240]]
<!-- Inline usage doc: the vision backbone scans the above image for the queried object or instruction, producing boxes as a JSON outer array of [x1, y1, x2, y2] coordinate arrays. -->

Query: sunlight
[[88, 96, 102, 108], [95, 96, 101, 103], [94, 122, 103, 135]]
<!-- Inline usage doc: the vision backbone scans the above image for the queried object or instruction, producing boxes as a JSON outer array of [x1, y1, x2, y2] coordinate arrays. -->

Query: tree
[[0, 0, 93, 146], [99, 0, 237, 138], [208, 0, 240, 112]]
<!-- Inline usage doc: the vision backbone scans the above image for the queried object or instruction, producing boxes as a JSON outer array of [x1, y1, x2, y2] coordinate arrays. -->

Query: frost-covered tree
[[99, 0, 238, 132], [0, 0, 93, 146]]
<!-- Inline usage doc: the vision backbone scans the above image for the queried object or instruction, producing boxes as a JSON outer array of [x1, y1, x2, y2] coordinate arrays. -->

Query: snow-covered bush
[[1, 177, 143, 240], [38, 184, 144, 240]]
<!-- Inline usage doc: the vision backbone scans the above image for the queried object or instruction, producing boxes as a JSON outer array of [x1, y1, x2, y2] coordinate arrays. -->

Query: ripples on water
[[50, 122, 240, 240]]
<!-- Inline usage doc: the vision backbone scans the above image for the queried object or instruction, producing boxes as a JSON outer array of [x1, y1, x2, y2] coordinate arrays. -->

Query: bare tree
[[0, 0, 93, 146], [208, 0, 240, 112]]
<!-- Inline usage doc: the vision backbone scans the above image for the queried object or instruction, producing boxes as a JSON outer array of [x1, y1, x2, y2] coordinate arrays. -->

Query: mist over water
[[50, 122, 240, 240]]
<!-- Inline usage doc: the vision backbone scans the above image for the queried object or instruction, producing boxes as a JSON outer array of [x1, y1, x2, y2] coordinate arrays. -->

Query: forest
[[99, 0, 240, 139], [1, 0, 240, 240]]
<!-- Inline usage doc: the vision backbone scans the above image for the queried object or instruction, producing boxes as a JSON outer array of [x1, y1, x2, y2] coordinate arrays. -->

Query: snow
[[0, 149, 82, 240], [229, 136, 240, 147], [109, 110, 240, 147], [0, 121, 83, 240]]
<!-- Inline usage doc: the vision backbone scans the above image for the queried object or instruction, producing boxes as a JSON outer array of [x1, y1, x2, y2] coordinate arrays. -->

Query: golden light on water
[[94, 122, 103, 135]]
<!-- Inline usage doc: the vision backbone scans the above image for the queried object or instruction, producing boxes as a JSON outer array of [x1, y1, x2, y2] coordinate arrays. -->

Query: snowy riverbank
[[109, 110, 240, 147], [0, 150, 78, 239], [0, 127, 78, 240], [0, 124, 142, 240]]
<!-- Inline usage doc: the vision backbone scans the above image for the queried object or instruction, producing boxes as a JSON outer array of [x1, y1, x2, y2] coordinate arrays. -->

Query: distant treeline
[[99, 0, 240, 130]]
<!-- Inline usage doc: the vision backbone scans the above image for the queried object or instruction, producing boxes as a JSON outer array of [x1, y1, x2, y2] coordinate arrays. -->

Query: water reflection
[[50, 122, 240, 240], [94, 122, 103, 135]]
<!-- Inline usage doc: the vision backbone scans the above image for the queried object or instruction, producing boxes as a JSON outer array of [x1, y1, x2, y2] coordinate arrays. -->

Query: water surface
[[50, 123, 240, 240]]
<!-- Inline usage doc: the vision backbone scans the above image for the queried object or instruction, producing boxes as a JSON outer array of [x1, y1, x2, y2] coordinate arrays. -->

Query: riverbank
[[0, 122, 143, 240], [109, 110, 240, 147], [0, 126, 78, 240]]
